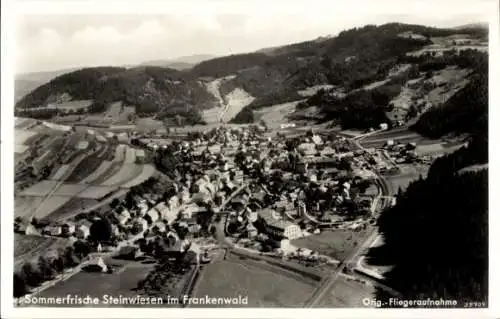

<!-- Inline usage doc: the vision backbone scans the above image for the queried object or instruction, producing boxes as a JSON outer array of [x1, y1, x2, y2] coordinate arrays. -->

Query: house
[[152, 221, 167, 234], [76, 140, 89, 150], [155, 202, 178, 225], [135, 149, 146, 163], [117, 209, 131, 225], [137, 202, 149, 217], [61, 223, 75, 236], [380, 123, 388, 130], [44, 225, 62, 236], [76, 222, 91, 239], [117, 246, 142, 260], [145, 208, 160, 224], [117, 132, 128, 143], [246, 223, 258, 238], [258, 209, 302, 240]]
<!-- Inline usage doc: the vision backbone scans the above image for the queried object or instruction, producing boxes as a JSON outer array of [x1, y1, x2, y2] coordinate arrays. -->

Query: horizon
[[15, 3, 490, 75]]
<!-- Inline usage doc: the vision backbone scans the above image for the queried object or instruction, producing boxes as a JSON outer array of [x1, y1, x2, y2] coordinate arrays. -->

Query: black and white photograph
[[1, 0, 498, 318]]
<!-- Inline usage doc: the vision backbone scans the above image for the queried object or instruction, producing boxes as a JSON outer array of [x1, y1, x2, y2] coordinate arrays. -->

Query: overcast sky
[[15, 1, 491, 74]]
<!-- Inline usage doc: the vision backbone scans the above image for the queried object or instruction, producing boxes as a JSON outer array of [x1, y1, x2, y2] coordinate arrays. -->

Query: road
[[304, 135, 393, 307]]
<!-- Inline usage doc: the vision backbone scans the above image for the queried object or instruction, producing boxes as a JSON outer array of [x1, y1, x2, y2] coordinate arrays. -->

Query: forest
[[367, 132, 488, 305]]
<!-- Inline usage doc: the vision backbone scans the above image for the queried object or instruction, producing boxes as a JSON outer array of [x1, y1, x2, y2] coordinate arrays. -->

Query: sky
[[14, 0, 492, 74]]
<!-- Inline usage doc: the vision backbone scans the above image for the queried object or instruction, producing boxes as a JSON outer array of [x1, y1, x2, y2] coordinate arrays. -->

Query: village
[[13, 118, 444, 305]]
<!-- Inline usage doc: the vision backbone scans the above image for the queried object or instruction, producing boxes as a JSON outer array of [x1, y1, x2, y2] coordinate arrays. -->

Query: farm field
[[45, 100, 93, 110], [52, 183, 88, 197], [121, 165, 156, 188], [14, 234, 70, 268], [192, 259, 315, 307], [253, 100, 303, 129], [76, 186, 119, 199], [15, 196, 45, 218], [100, 164, 143, 186], [49, 164, 70, 181], [35, 258, 161, 307], [78, 161, 113, 184], [43, 198, 100, 222], [32, 196, 73, 219], [315, 277, 376, 307], [15, 129, 39, 145], [20, 180, 60, 197], [384, 164, 429, 193], [15, 144, 30, 154], [291, 229, 370, 262]]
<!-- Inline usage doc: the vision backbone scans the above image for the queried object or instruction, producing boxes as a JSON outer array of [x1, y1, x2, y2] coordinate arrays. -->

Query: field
[[135, 118, 164, 132], [52, 184, 88, 196], [192, 259, 315, 307], [122, 165, 156, 188], [32, 196, 73, 219], [14, 234, 70, 268], [76, 186, 119, 199], [45, 100, 93, 110], [100, 164, 143, 186], [15, 129, 39, 145], [78, 161, 113, 184], [220, 88, 255, 123], [35, 258, 160, 307], [385, 164, 429, 193], [291, 229, 370, 261], [43, 198, 99, 222], [315, 277, 376, 307], [49, 164, 70, 181], [15, 196, 45, 218], [20, 180, 59, 196], [253, 100, 304, 129]]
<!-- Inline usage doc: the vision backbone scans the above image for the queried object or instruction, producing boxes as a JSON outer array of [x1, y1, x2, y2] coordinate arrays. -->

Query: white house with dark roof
[[258, 209, 301, 240], [145, 208, 160, 224]]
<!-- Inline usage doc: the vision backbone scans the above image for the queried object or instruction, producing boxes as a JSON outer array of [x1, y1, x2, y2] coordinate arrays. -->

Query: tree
[[14, 273, 29, 298], [37, 256, 56, 281], [90, 218, 113, 243]]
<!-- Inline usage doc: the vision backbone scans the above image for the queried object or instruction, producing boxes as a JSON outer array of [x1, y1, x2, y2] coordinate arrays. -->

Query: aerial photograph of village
[[9, 4, 489, 310]]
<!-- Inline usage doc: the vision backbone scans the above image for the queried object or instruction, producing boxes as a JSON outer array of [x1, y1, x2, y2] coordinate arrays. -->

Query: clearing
[[220, 88, 255, 123], [385, 164, 429, 193], [192, 259, 315, 307], [291, 229, 370, 261], [253, 100, 304, 130]]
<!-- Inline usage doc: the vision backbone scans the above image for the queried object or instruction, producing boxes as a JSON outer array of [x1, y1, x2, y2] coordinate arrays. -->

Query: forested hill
[[15, 22, 487, 127], [367, 131, 488, 304]]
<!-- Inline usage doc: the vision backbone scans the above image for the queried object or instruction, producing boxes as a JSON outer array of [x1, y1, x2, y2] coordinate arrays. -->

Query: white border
[[2, 0, 499, 318]]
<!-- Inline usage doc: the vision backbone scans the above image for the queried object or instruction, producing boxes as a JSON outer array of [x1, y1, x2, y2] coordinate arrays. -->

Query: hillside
[[15, 66, 217, 125], [140, 54, 217, 70], [16, 22, 487, 129], [368, 131, 488, 303]]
